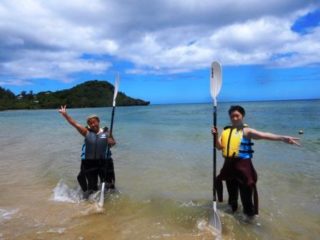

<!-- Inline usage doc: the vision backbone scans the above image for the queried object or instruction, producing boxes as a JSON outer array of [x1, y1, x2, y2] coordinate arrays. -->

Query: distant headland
[[0, 80, 150, 110]]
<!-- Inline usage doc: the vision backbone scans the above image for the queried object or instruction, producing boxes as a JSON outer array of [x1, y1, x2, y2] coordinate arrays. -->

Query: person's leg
[[77, 172, 88, 192], [98, 161, 107, 185], [90, 171, 99, 191], [226, 179, 239, 212], [105, 158, 115, 189], [239, 183, 255, 217], [84, 161, 99, 192], [77, 162, 88, 192]]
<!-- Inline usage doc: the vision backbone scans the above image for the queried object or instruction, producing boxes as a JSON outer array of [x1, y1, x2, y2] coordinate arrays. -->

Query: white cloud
[[0, 0, 319, 84], [0, 50, 110, 82], [0, 79, 33, 86], [120, 15, 320, 71]]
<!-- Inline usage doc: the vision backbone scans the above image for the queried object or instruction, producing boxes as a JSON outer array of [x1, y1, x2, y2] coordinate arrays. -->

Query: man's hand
[[282, 136, 300, 146], [108, 136, 116, 146], [58, 105, 68, 117], [58, 105, 88, 137], [211, 127, 218, 136]]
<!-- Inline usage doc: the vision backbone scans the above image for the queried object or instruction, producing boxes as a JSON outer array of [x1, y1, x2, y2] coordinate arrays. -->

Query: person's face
[[229, 110, 244, 127], [88, 118, 100, 133]]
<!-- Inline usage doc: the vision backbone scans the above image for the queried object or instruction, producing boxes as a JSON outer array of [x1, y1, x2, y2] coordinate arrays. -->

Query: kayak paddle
[[98, 73, 120, 208], [209, 61, 222, 234]]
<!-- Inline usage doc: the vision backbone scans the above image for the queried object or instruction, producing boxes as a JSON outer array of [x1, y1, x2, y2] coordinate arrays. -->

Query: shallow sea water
[[0, 100, 319, 239]]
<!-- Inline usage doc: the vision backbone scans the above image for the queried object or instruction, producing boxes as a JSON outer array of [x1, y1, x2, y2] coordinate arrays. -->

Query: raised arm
[[245, 128, 300, 146], [58, 105, 88, 137]]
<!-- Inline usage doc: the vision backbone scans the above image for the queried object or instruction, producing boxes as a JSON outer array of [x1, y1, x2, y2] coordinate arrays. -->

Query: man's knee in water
[[77, 171, 88, 192]]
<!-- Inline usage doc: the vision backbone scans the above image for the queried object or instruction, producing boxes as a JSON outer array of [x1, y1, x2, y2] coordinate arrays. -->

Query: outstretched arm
[[58, 105, 88, 137], [246, 128, 300, 146]]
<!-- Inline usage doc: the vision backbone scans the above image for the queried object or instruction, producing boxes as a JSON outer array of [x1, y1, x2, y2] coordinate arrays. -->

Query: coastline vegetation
[[0, 80, 150, 111]]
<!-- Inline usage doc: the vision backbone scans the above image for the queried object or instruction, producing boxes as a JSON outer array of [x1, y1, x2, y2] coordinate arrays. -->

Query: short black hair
[[228, 105, 245, 117]]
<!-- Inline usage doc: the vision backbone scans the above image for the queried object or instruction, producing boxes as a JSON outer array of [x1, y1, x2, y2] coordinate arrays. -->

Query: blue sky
[[0, 1, 319, 104]]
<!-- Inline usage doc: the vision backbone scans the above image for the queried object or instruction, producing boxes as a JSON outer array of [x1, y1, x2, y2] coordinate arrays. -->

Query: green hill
[[0, 80, 150, 110], [0, 87, 16, 111]]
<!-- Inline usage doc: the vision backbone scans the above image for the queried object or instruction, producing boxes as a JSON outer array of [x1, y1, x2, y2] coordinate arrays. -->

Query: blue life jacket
[[81, 128, 112, 160]]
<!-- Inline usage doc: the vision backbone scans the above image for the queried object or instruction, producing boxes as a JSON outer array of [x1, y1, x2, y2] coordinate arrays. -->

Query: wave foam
[[197, 219, 222, 239], [51, 180, 83, 203], [179, 200, 200, 207], [47, 227, 66, 234], [0, 208, 19, 221]]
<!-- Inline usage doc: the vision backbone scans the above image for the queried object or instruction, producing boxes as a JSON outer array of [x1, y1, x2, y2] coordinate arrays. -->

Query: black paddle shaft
[[213, 105, 217, 202], [101, 106, 116, 183], [110, 106, 116, 134], [107, 106, 116, 156]]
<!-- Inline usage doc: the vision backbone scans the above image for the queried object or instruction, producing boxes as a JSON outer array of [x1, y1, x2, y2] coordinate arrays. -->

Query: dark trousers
[[226, 179, 255, 216], [104, 158, 115, 188], [226, 179, 239, 212], [77, 160, 100, 192], [77, 158, 115, 192]]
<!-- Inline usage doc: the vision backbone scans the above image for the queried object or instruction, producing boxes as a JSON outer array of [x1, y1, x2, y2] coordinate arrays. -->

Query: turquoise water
[[0, 100, 319, 239]]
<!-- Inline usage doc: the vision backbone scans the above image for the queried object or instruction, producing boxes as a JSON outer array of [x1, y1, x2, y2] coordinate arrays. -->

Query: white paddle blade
[[98, 182, 105, 207], [112, 73, 120, 107], [210, 62, 222, 101], [209, 207, 222, 235]]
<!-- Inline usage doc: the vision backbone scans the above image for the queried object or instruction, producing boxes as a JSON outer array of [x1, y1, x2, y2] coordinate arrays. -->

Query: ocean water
[[0, 100, 319, 240]]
